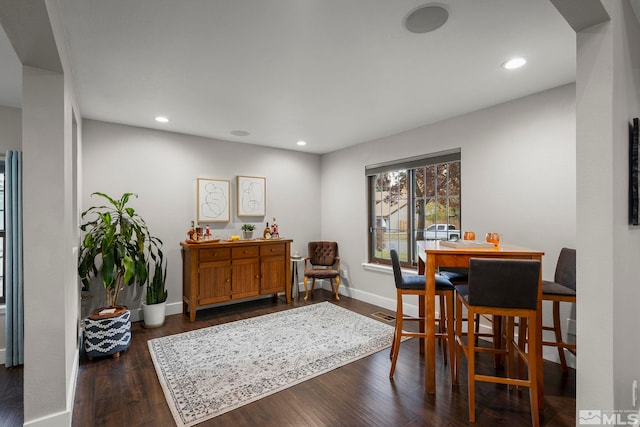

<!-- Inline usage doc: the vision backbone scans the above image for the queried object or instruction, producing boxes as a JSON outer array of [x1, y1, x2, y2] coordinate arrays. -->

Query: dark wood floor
[[1, 290, 576, 426]]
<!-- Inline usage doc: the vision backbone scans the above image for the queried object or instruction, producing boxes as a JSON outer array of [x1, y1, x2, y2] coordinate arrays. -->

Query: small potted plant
[[241, 224, 255, 239], [142, 258, 168, 328]]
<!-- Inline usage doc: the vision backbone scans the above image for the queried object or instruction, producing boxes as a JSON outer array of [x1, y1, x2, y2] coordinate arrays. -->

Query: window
[[367, 150, 461, 268]]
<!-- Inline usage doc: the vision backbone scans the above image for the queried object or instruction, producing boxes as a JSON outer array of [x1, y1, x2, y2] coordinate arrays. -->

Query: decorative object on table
[[148, 302, 399, 426], [463, 231, 475, 240], [241, 223, 255, 239], [197, 178, 230, 223], [440, 240, 495, 249], [205, 224, 211, 238], [237, 175, 266, 216], [270, 217, 279, 238], [485, 232, 500, 246], [303, 241, 341, 300], [262, 222, 272, 239], [78, 192, 164, 358], [187, 220, 196, 240]]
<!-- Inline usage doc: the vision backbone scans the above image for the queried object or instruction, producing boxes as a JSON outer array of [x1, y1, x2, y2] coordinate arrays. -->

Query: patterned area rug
[[148, 302, 397, 426]]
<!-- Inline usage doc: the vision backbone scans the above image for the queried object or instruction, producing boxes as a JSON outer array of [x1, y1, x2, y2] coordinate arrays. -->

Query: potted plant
[[78, 192, 163, 358], [142, 259, 168, 328], [241, 223, 255, 239]]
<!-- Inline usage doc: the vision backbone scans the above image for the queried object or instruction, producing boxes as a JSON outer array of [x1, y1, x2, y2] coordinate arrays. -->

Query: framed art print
[[197, 178, 230, 222], [237, 175, 266, 216]]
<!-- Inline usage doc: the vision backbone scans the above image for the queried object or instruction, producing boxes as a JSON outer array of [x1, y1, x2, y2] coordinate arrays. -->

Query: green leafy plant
[[78, 192, 164, 308], [146, 261, 168, 305], [241, 224, 255, 231]]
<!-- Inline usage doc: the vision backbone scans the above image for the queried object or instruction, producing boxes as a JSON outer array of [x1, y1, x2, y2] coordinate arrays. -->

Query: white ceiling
[[0, 0, 575, 154]]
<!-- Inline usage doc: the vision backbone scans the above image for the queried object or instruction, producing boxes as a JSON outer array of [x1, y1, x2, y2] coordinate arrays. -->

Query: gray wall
[[81, 120, 322, 316]]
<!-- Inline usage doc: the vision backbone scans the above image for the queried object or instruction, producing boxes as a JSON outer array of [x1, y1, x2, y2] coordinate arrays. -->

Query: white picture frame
[[237, 175, 266, 217], [197, 178, 230, 222]]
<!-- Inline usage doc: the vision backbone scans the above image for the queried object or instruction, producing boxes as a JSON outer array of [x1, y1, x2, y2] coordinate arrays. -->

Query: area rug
[[148, 302, 397, 426]]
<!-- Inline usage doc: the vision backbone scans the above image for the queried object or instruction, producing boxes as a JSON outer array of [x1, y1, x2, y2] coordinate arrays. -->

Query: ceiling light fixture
[[404, 4, 449, 34], [297, 140, 307, 146], [230, 130, 250, 137], [502, 57, 527, 70], [155, 116, 169, 123]]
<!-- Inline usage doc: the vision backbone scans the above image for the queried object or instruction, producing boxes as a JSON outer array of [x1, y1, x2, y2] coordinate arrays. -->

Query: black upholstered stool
[[388, 249, 455, 380], [541, 248, 576, 373], [454, 258, 541, 426]]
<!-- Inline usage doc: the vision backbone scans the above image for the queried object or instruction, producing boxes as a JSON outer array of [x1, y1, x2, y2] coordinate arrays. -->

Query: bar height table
[[417, 240, 545, 408]]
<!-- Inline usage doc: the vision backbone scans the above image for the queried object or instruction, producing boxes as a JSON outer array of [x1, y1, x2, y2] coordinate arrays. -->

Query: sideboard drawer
[[232, 245, 259, 259], [260, 243, 285, 257], [199, 247, 231, 261]]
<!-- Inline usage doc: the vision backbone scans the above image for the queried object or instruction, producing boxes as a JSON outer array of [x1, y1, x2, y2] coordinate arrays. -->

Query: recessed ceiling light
[[502, 57, 527, 70], [155, 116, 169, 123], [404, 4, 449, 34], [230, 130, 251, 137], [297, 140, 307, 146]]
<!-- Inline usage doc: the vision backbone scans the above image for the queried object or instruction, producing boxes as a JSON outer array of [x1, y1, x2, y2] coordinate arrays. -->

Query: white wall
[[0, 105, 21, 365], [611, 1, 640, 413], [22, 65, 80, 427], [573, 0, 640, 414], [81, 120, 321, 315], [320, 84, 577, 362]]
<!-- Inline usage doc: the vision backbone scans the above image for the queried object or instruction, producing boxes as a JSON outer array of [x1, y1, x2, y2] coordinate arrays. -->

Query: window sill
[[361, 262, 419, 276]]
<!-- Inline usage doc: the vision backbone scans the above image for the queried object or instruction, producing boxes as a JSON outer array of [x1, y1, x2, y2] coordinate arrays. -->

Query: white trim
[[23, 410, 71, 427], [129, 301, 184, 323], [361, 262, 418, 276]]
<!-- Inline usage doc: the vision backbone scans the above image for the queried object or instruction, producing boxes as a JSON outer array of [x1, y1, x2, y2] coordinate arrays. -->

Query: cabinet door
[[232, 257, 260, 299], [260, 255, 286, 294], [198, 260, 231, 305]]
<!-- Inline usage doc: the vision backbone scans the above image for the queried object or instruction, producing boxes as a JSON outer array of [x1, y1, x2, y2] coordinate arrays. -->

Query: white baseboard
[[23, 348, 78, 427], [128, 301, 185, 323], [23, 409, 71, 427]]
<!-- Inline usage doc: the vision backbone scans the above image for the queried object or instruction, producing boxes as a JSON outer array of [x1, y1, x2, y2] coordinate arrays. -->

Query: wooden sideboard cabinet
[[181, 239, 292, 321]]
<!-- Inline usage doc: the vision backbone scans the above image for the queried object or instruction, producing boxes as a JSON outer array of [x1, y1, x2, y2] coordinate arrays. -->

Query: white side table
[[291, 256, 305, 299]]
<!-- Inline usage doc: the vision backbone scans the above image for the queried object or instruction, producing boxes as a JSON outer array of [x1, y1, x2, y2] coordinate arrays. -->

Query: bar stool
[[388, 249, 456, 380], [541, 248, 576, 373], [454, 258, 541, 426]]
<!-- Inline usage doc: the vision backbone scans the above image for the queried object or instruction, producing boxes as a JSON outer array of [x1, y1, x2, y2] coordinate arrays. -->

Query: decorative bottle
[[263, 222, 272, 239], [188, 221, 196, 240]]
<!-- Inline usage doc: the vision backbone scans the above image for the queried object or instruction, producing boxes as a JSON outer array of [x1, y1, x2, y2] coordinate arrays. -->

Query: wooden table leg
[[536, 263, 545, 410], [425, 255, 436, 394], [419, 295, 425, 353]]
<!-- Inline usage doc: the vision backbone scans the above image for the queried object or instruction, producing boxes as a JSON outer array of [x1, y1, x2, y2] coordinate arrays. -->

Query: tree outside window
[[368, 153, 460, 268]]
